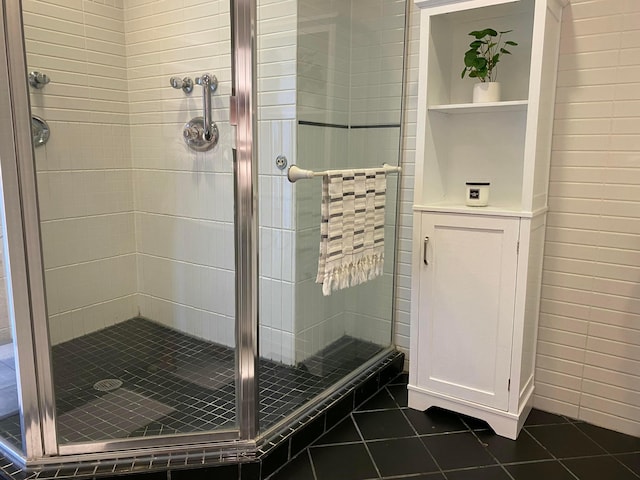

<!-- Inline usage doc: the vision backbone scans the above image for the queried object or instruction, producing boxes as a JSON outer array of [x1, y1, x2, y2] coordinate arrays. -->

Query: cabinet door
[[417, 213, 519, 411]]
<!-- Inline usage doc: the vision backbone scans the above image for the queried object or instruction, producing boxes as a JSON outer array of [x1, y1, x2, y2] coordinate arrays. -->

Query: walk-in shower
[[0, 0, 407, 475]]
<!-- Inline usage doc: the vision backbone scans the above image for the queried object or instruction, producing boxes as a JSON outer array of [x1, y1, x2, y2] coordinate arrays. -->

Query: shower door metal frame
[[0, 0, 260, 462], [0, 1, 46, 461], [231, 0, 260, 441]]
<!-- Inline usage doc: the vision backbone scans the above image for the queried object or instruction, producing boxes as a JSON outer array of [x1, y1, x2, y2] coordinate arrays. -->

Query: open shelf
[[416, 0, 535, 212], [413, 202, 528, 218], [428, 100, 528, 114], [426, 2, 533, 107]]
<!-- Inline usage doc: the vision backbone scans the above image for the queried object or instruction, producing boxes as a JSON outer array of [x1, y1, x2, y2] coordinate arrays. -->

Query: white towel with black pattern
[[316, 168, 387, 296]]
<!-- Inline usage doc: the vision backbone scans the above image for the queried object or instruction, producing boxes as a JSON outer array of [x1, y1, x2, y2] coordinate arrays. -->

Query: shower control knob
[[195, 74, 218, 93], [170, 76, 194, 94], [183, 125, 200, 141], [28, 71, 50, 89], [182, 117, 219, 152]]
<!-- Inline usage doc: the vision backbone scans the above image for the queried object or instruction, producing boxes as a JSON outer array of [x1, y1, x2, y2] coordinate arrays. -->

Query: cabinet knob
[[423, 236, 429, 265]]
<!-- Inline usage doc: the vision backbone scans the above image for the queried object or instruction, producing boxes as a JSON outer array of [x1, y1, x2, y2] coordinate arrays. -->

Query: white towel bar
[[287, 163, 402, 183]]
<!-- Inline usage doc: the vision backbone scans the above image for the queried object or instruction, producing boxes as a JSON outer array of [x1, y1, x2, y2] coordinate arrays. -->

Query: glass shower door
[[256, 0, 406, 431], [21, 0, 239, 445], [0, 193, 24, 453]]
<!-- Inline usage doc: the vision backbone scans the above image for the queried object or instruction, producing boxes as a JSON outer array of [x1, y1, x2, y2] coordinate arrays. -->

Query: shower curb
[[0, 351, 405, 480]]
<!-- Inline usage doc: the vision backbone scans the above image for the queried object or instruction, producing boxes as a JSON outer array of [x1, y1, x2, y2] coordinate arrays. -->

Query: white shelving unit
[[408, 0, 568, 439]]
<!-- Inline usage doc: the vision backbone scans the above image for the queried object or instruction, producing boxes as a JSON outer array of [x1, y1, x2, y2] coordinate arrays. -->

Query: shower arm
[[195, 74, 218, 141]]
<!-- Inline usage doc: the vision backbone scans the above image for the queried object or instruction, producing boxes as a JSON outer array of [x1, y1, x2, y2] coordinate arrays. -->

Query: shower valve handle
[[183, 126, 200, 141], [170, 77, 194, 94], [195, 74, 218, 92], [28, 71, 50, 89]]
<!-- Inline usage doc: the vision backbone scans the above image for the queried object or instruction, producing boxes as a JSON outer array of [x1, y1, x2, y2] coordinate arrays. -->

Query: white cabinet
[[408, 0, 567, 439], [417, 213, 518, 412]]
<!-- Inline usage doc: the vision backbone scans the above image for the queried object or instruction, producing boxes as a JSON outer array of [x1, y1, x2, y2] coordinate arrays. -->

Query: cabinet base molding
[[407, 384, 533, 440]]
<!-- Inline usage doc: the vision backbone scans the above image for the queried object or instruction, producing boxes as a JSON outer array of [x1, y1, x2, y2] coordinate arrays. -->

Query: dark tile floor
[[0, 317, 382, 447], [269, 373, 640, 480]]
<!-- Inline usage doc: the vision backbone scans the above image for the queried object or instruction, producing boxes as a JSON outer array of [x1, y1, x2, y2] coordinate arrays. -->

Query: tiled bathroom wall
[[256, 0, 298, 364], [126, 0, 237, 347], [24, 0, 139, 344], [349, 0, 406, 127], [533, 0, 640, 437], [22, 0, 299, 359]]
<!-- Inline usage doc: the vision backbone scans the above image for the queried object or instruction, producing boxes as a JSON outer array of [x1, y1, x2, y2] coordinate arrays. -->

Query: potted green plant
[[461, 28, 518, 103]]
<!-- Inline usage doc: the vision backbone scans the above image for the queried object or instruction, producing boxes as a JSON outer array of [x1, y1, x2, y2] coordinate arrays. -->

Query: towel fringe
[[321, 253, 384, 295]]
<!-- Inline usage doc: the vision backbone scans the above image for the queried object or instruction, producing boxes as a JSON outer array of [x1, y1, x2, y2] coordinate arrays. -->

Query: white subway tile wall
[[534, 0, 640, 437], [23, 0, 298, 359], [294, 124, 348, 362], [297, 0, 351, 126], [125, 0, 237, 344], [24, 0, 138, 345], [295, 0, 349, 362], [349, 0, 406, 126], [397, 0, 640, 437], [257, 0, 297, 364], [27, 0, 291, 354], [393, 1, 419, 363]]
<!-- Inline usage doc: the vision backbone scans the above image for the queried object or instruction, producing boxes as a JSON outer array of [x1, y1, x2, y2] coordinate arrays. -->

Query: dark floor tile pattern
[[269, 375, 640, 480], [310, 443, 378, 480], [563, 456, 639, 480], [0, 317, 382, 444], [367, 437, 438, 477], [618, 453, 640, 476], [525, 423, 606, 458]]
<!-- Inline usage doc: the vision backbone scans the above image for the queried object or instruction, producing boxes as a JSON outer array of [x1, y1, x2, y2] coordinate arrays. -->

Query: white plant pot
[[473, 82, 501, 103]]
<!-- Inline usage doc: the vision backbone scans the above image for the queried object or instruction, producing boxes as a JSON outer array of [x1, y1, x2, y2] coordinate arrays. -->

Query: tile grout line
[[523, 423, 595, 480], [305, 447, 318, 480], [524, 425, 583, 480], [465, 424, 517, 480], [398, 400, 448, 479], [349, 410, 383, 479], [566, 423, 640, 478], [302, 373, 407, 480]]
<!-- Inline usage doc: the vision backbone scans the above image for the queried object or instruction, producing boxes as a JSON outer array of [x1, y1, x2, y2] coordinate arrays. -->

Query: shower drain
[[93, 378, 123, 392]]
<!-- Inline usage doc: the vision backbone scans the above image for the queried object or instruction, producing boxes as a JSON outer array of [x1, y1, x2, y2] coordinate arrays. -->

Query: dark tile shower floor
[[270, 373, 640, 480], [0, 317, 382, 445]]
